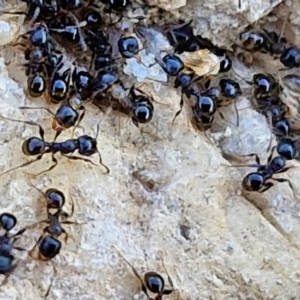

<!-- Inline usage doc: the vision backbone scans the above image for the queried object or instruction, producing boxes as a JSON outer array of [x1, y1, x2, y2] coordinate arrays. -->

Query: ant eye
[[0, 213, 17, 231], [46, 189, 65, 210]]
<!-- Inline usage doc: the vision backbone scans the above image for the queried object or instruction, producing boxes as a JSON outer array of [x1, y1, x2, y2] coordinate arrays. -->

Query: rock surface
[[1, 0, 300, 300]]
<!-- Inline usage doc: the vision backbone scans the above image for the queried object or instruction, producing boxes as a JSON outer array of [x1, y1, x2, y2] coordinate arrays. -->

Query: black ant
[[277, 138, 298, 160], [26, 64, 47, 98], [26, 174, 67, 215], [280, 46, 300, 69], [123, 85, 154, 127], [113, 246, 175, 300], [19, 98, 85, 141], [0, 213, 26, 284], [48, 63, 71, 104], [217, 79, 242, 126], [0, 114, 110, 176], [191, 107, 214, 144], [230, 146, 297, 196], [14, 23, 56, 51]]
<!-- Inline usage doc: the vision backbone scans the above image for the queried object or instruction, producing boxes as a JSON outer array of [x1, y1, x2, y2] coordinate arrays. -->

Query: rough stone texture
[[1, 0, 300, 300]]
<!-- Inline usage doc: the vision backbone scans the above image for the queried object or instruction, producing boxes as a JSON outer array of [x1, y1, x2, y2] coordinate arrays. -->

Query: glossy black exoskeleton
[[113, 247, 175, 300], [100, 0, 129, 11], [277, 138, 297, 160], [27, 65, 47, 98], [280, 46, 300, 68], [157, 54, 184, 77], [19, 100, 86, 141], [92, 70, 119, 98], [0, 115, 110, 176], [232, 146, 296, 196], [251, 73, 281, 99], [273, 118, 290, 137], [239, 30, 269, 53], [72, 69, 93, 100], [0, 213, 25, 280], [49, 67, 71, 103], [60, 0, 87, 11], [219, 79, 241, 100], [118, 36, 139, 59], [125, 86, 154, 127]]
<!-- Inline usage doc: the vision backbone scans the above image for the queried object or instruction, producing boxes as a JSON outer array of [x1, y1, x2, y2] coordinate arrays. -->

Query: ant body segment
[[0, 213, 26, 283], [113, 246, 175, 300], [0, 115, 110, 176], [230, 146, 297, 196], [19, 99, 86, 141]]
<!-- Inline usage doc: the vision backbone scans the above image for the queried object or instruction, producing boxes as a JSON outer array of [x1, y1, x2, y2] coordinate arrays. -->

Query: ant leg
[[271, 178, 297, 198], [233, 99, 240, 127], [0, 115, 46, 140], [61, 153, 98, 166], [267, 146, 277, 165], [72, 106, 86, 137], [44, 264, 58, 299], [171, 92, 184, 126], [29, 154, 58, 177], [0, 154, 45, 177], [96, 150, 110, 174], [159, 252, 175, 295], [112, 246, 151, 299], [258, 182, 274, 193], [218, 111, 235, 127], [19, 106, 56, 118]]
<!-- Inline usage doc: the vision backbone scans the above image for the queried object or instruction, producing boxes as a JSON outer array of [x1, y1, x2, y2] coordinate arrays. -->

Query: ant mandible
[[0, 114, 110, 177], [113, 246, 175, 300], [230, 146, 297, 197]]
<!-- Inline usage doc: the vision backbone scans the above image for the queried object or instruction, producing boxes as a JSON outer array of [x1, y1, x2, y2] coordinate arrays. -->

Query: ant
[[217, 79, 242, 126], [126, 85, 154, 127], [191, 107, 214, 144], [19, 98, 85, 141], [277, 138, 298, 160], [26, 174, 68, 215], [230, 146, 297, 196], [0, 213, 26, 284], [0, 114, 110, 177], [113, 246, 175, 300], [280, 46, 300, 69], [48, 63, 72, 104]]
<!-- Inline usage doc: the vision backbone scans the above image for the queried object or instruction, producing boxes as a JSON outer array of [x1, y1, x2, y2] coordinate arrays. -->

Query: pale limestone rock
[[1, 0, 300, 300]]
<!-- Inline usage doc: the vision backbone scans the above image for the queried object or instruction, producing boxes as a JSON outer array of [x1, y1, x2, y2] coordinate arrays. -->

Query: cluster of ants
[[0, 0, 300, 298]]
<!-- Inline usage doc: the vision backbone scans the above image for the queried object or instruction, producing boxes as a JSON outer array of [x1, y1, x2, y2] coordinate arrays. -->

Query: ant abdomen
[[39, 236, 62, 260]]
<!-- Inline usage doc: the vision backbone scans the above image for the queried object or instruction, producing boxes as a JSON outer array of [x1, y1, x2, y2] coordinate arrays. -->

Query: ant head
[[242, 173, 264, 192], [45, 189, 66, 212], [22, 137, 45, 156], [55, 104, 79, 129], [144, 271, 165, 295], [0, 213, 17, 232], [196, 93, 217, 116]]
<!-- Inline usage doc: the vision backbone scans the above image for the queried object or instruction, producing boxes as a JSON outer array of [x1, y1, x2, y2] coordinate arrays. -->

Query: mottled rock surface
[[1, 0, 300, 300]]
